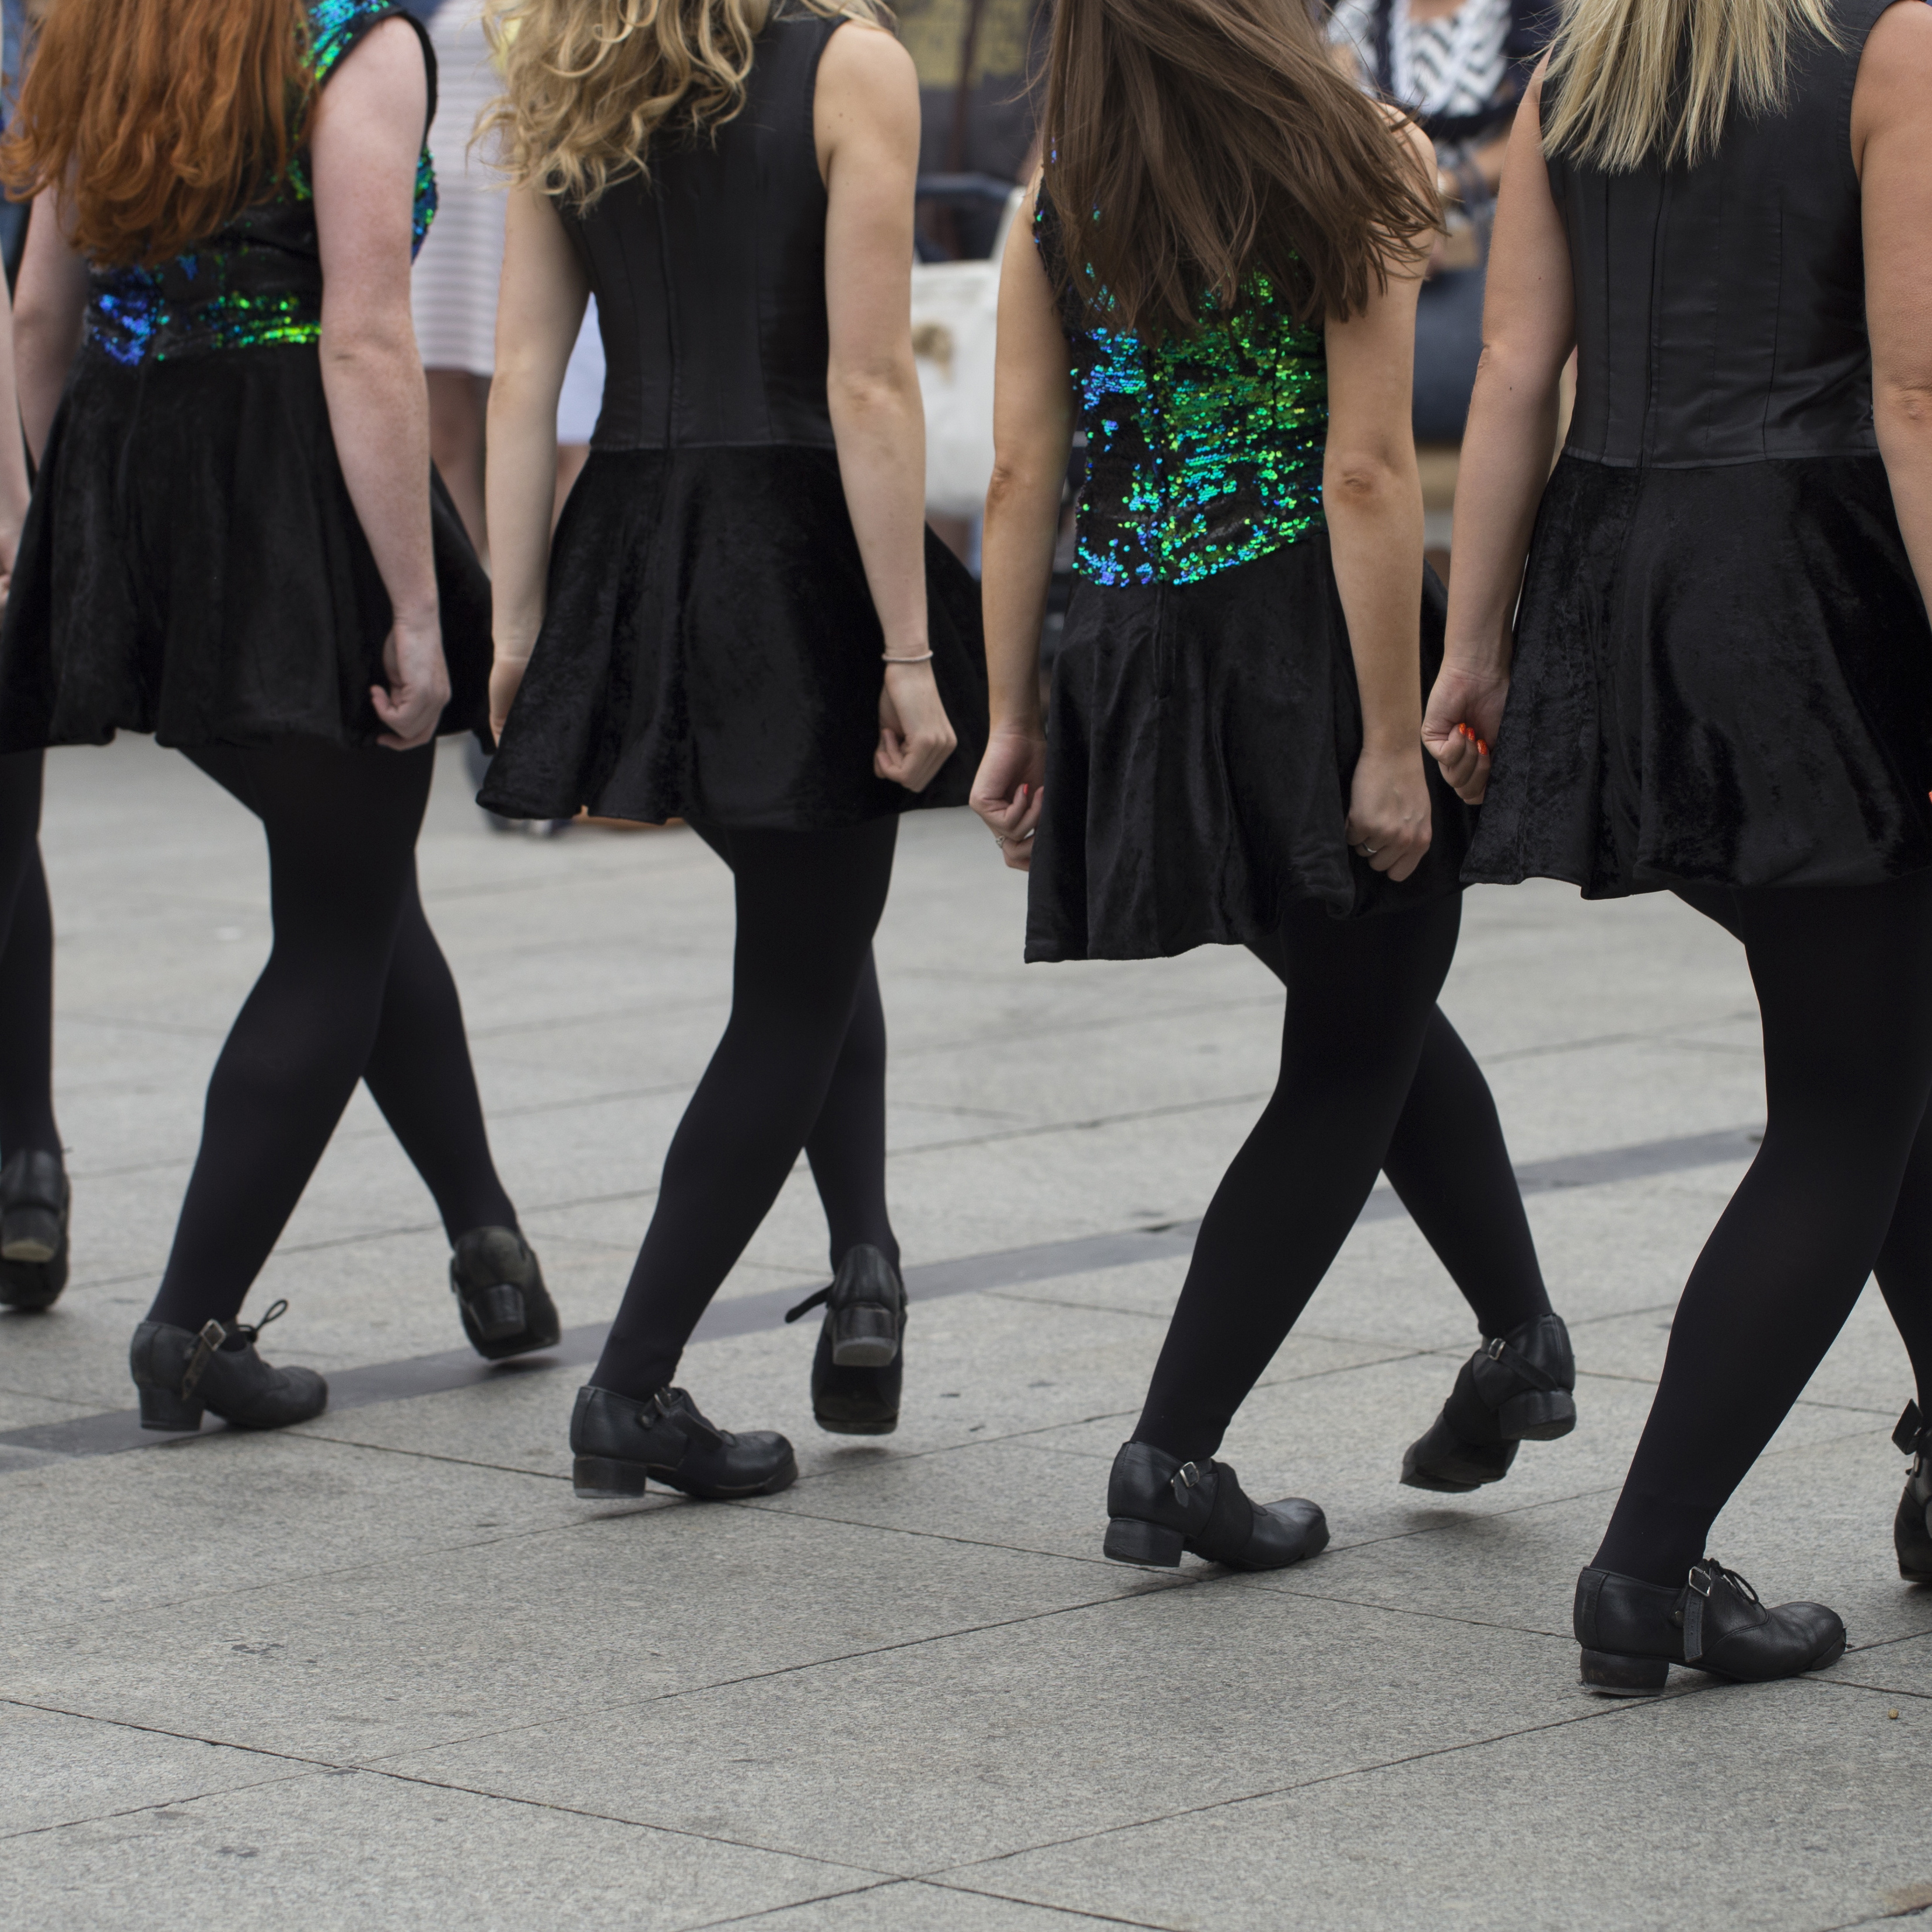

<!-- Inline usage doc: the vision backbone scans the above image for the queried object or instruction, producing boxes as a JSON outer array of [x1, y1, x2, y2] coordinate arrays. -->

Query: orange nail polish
[[1477, 740, 1489, 756]]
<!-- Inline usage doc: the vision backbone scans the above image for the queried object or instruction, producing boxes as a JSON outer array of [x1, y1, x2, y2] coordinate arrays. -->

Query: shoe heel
[[1103, 1517, 1185, 1567], [1, 1206, 61, 1263], [463, 1282, 527, 1342], [138, 1389, 205, 1433], [830, 1307, 900, 1368], [573, 1455, 650, 1500], [1498, 1388, 1577, 1442], [1578, 1647, 1669, 1695]]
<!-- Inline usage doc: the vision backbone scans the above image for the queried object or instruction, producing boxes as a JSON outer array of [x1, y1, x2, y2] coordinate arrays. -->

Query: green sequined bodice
[[1045, 212, 1328, 588], [86, 2, 436, 369]]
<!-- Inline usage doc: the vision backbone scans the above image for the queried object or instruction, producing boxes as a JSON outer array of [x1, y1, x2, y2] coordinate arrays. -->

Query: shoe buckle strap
[[644, 1388, 723, 1450], [1171, 1460, 1207, 1500], [1896, 1400, 1926, 1457], [1484, 1334, 1559, 1393], [1682, 1563, 1716, 1664], [783, 1285, 833, 1325], [180, 1320, 228, 1398]]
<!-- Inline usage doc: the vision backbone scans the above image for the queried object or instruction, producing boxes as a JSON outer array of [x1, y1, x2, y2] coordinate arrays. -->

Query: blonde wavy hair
[[483, 0, 888, 208], [1544, 0, 1839, 171]]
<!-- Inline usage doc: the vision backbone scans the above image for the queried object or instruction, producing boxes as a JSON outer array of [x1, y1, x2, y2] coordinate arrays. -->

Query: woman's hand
[[489, 651, 530, 747], [1422, 659, 1508, 804], [876, 659, 957, 792], [372, 612, 450, 750], [1345, 742, 1433, 881], [970, 723, 1047, 872]]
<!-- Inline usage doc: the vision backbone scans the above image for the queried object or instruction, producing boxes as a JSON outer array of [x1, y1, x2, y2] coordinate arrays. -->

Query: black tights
[[1592, 874, 1932, 1586], [592, 814, 900, 1399], [0, 752, 60, 1162], [1136, 892, 1549, 1464], [145, 738, 516, 1331]]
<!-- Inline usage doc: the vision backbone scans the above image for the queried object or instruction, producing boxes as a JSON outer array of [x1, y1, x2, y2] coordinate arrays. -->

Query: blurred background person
[[1328, 0, 1555, 447], [408, 0, 502, 561]]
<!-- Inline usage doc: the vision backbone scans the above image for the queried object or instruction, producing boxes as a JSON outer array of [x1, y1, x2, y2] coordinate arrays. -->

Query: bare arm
[[1424, 67, 1574, 803], [13, 195, 88, 468], [816, 19, 956, 792], [968, 180, 1068, 868], [484, 187, 588, 738], [1321, 118, 1436, 882], [1856, 2, 1932, 611], [311, 16, 445, 748], [0, 256, 29, 583]]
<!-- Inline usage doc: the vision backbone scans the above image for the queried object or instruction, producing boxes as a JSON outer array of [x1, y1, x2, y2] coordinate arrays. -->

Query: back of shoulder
[[813, 12, 917, 96], [308, 1, 428, 88]]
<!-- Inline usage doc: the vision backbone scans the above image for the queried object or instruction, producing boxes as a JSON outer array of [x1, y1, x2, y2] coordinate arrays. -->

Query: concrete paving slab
[[1, 1760, 876, 1932], [0, 1503, 1130, 1762], [710, 1878, 1154, 1929], [936, 1677, 1932, 1932], [380, 1587, 1583, 1875], [0, 1702, 304, 1838], [0, 1429, 577, 1628]]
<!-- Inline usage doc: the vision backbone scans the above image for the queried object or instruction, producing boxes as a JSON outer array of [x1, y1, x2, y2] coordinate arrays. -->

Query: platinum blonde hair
[[1544, 0, 1839, 171], [481, 0, 888, 208]]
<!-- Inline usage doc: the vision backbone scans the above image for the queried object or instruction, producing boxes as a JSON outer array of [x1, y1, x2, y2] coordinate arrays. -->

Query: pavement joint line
[[922, 1684, 1713, 1889], [888, 1882, 1182, 1932], [696, 1878, 1183, 1932], [0, 1698, 905, 1890], [0, 1121, 1763, 1468]]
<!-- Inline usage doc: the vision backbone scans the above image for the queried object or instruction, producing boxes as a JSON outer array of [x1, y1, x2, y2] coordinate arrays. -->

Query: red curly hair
[[0, 0, 313, 268]]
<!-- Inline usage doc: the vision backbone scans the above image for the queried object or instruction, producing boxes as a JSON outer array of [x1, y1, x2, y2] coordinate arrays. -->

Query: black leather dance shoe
[[1892, 1402, 1932, 1581], [1402, 1312, 1577, 1492], [570, 1384, 797, 1500], [1102, 1440, 1329, 1570], [450, 1226, 561, 1362], [128, 1300, 328, 1433], [1574, 1559, 1846, 1695], [786, 1245, 907, 1435], [0, 1148, 70, 1312]]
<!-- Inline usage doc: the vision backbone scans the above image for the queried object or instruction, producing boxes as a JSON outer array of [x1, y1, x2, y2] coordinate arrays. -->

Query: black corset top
[[1545, 0, 1894, 470], [560, 9, 842, 452]]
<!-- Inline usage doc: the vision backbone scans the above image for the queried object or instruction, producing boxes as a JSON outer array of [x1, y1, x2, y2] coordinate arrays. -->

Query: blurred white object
[[412, 0, 505, 376], [557, 299, 604, 445], [912, 187, 1027, 522]]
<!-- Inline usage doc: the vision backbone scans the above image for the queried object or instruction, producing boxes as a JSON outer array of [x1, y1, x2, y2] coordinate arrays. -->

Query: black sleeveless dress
[[478, 10, 986, 831], [1024, 205, 1471, 963], [0, 1, 492, 754], [1464, 0, 1932, 895]]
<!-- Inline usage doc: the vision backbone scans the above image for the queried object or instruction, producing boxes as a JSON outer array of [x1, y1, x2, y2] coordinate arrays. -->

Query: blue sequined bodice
[[86, 1, 437, 368], [1043, 210, 1328, 589]]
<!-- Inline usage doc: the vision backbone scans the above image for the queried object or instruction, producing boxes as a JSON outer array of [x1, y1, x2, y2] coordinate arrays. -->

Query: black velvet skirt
[[1025, 534, 1472, 963], [478, 446, 989, 829], [0, 343, 492, 752], [1465, 453, 1932, 896]]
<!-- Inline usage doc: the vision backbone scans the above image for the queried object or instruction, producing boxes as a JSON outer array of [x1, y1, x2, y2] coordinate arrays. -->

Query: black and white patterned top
[[1328, 0, 1542, 159]]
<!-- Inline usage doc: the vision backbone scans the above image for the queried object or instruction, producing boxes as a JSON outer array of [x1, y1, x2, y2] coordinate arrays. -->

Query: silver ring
[[995, 834, 1007, 847], [1357, 842, 1379, 858]]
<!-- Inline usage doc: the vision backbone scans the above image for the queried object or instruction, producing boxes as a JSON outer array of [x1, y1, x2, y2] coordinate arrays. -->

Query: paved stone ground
[[3, 735, 1929, 1932]]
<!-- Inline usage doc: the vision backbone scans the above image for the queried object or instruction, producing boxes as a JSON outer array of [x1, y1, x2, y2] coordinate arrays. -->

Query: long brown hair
[[484, 0, 887, 210], [1042, 0, 1437, 332], [0, 0, 313, 269]]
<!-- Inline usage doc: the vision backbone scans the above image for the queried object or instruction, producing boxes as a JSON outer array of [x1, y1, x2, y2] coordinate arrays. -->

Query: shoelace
[[181, 1298, 290, 1398], [783, 1284, 833, 1324]]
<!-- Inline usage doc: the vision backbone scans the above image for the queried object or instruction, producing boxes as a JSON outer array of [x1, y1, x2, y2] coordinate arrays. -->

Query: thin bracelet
[[881, 650, 935, 663]]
